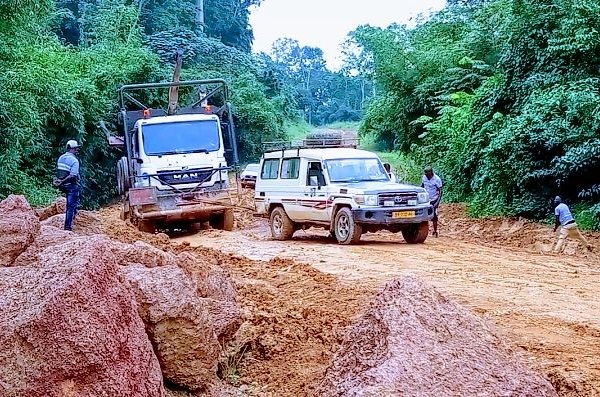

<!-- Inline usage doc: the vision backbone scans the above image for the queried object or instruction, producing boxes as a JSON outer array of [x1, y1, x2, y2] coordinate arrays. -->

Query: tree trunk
[[196, 0, 204, 32]]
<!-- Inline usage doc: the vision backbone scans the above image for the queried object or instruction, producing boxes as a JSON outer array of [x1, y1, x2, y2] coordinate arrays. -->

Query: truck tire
[[402, 221, 429, 244], [334, 207, 362, 245], [138, 219, 156, 234], [269, 207, 295, 240], [116, 157, 130, 196], [209, 209, 235, 231]]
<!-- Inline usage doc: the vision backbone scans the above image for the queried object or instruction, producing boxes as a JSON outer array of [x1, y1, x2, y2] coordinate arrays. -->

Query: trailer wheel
[[402, 221, 429, 244]]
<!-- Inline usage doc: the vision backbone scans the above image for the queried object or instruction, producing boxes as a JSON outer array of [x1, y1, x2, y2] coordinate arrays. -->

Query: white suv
[[254, 141, 434, 244]]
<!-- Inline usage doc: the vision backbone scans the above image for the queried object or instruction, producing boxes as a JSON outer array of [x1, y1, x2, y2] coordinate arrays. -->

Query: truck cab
[[133, 113, 229, 191], [255, 140, 434, 244]]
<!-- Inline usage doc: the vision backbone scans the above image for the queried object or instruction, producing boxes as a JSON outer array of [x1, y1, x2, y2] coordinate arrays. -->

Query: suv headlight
[[355, 194, 378, 206], [417, 192, 429, 204]]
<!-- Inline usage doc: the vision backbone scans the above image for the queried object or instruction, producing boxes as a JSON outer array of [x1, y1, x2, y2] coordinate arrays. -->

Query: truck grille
[[378, 192, 418, 206], [157, 168, 213, 185]]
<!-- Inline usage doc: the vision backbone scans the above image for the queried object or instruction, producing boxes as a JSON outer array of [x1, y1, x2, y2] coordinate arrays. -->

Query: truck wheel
[[138, 220, 156, 234], [402, 221, 429, 244], [116, 157, 130, 196], [222, 209, 234, 231], [270, 207, 295, 240], [334, 207, 362, 245], [210, 209, 235, 231]]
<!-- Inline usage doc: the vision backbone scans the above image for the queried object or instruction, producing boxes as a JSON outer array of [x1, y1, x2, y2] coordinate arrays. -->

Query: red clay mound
[[35, 197, 66, 221], [314, 276, 557, 397], [12, 225, 74, 267], [120, 263, 241, 392], [0, 237, 164, 397], [0, 195, 40, 266], [41, 210, 104, 234]]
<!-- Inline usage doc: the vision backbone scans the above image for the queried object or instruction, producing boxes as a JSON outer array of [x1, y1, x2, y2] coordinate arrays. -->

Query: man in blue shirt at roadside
[[54, 140, 81, 231], [553, 196, 592, 253], [422, 166, 443, 237]]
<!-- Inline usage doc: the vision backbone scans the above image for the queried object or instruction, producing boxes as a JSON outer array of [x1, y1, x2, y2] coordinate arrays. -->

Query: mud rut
[[94, 192, 600, 396]]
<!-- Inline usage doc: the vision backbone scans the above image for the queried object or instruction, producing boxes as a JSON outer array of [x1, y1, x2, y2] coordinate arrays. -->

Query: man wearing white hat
[[552, 196, 592, 253], [54, 140, 81, 231]]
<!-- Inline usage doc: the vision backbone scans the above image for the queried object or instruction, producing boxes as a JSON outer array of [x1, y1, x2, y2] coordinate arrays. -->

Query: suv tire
[[334, 207, 362, 245], [402, 221, 429, 244], [270, 207, 295, 240]]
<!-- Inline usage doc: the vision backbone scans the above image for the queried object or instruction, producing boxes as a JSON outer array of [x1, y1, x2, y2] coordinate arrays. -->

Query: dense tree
[[269, 38, 369, 125], [355, 0, 600, 227], [0, 0, 290, 207]]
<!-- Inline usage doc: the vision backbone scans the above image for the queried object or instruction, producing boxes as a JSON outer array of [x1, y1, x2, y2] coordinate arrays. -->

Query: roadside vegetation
[[0, 0, 368, 208], [352, 0, 600, 228]]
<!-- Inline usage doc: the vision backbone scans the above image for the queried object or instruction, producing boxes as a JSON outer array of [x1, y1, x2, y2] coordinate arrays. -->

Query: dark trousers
[[63, 185, 80, 230], [431, 200, 439, 221]]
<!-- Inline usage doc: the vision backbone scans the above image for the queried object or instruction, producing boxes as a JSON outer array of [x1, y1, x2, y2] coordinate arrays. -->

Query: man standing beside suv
[[422, 166, 443, 237]]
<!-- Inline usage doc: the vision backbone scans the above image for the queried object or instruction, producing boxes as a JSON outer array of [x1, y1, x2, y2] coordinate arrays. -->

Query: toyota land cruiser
[[254, 139, 434, 244]]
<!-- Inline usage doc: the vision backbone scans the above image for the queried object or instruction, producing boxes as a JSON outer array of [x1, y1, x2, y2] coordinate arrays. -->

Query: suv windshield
[[325, 158, 389, 183], [142, 120, 220, 155]]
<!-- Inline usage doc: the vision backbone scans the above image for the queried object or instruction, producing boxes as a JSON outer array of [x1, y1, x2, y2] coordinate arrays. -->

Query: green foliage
[[229, 74, 287, 161], [356, 0, 600, 227], [0, 0, 162, 208], [284, 120, 311, 140], [270, 38, 371, 126], [376, 151, 422, 185]]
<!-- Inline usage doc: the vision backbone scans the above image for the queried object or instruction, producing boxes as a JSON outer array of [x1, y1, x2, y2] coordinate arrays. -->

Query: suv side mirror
[[309, 175, 319, 186]]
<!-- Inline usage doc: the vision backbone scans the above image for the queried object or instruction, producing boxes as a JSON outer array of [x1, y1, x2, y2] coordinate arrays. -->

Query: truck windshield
[[141, 120, 220, 155], [325, 158, 389, 183]]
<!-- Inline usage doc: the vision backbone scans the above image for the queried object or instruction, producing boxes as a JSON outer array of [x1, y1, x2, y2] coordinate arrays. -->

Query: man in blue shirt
[[422, 166, 443, 237], [553, 196, 592, 253], [54, 140, 81, 231]]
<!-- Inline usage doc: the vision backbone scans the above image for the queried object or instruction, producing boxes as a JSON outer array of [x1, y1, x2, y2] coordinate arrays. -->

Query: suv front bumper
[[352, 205, 434, 224]]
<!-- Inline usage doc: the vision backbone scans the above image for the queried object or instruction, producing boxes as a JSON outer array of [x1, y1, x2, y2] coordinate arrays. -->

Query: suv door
[[301, 161, 330, 222], [277, 157, 304, 221]]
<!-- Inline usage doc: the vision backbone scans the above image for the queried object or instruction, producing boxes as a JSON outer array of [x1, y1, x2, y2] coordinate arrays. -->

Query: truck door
[[302, 161, 329, 222]]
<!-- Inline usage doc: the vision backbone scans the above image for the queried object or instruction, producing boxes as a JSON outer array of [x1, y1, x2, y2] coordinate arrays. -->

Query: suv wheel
[[334, 207, 362, 245], [402, 221, 429, 244], [270, 207, 295, 240]]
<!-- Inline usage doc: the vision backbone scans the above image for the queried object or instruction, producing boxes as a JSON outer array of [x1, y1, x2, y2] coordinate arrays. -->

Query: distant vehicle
[[254, 136, 433, 245], [240, 163, 260, 188]]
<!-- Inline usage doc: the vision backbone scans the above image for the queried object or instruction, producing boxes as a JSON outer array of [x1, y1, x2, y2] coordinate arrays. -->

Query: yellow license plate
[[392, 211, 415, 218]]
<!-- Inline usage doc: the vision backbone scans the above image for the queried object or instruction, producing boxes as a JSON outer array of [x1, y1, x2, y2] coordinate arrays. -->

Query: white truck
[[254, 139, 434, 244], [105, 55, 239, 233]]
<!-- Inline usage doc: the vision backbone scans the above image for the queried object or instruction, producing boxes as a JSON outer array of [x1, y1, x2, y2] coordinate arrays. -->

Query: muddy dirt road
[[172, 202, 600, 396]]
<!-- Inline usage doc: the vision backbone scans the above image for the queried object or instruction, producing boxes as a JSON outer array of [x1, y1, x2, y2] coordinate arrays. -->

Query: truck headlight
[[417, 192, 429, 204], [355, 195, 378, 206]]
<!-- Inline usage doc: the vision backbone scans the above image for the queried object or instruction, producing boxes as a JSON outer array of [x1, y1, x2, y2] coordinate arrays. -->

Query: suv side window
[[261, 159, 280, 179], [281, 158, 300, 179], [307, 162, 326, 186]]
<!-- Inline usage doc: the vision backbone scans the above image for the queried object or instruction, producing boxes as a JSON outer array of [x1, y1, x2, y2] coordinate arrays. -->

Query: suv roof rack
[[262, 137, 359, 153]]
